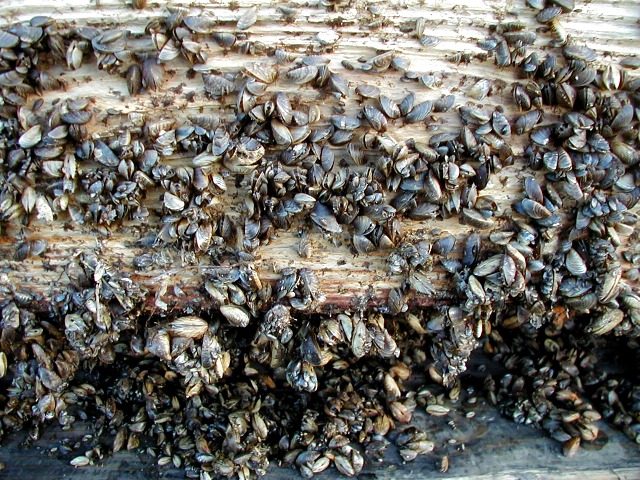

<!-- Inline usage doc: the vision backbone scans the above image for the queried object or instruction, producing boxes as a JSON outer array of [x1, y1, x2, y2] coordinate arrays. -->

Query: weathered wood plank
[[0, 0, 638, 312]]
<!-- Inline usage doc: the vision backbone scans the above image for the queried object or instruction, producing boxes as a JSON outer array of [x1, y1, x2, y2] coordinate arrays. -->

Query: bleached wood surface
[[0, 0, 638, 314]]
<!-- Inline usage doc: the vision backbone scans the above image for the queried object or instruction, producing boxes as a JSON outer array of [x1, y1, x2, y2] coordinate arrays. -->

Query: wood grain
[[0, 0, 638, 313]]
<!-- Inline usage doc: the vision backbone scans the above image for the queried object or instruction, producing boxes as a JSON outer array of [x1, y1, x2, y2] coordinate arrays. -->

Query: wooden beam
[[0, 0, 638, 314]]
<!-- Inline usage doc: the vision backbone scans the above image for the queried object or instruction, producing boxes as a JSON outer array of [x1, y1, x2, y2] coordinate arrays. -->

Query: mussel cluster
[[0, 0, 639, 477]]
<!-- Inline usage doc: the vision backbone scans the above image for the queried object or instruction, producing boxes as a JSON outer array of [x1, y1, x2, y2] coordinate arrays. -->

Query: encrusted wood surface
[[1, 357, 639, 479], [0, 0, 638, 313], [0, 1, 639, 477], [4, 408, 640, 480]]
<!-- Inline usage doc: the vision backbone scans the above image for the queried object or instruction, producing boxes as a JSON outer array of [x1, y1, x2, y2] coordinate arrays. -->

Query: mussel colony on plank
[[0, 0, 640, 477]]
